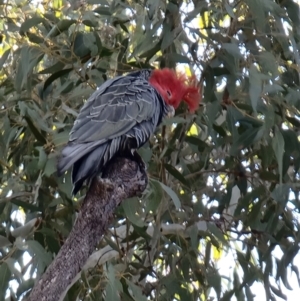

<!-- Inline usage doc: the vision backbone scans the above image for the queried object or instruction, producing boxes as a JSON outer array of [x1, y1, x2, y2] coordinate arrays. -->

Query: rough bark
[[27, 156, 148, 301]]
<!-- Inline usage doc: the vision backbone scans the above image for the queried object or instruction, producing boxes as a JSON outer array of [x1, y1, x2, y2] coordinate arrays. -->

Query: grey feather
[[57, 69, 170, 194]]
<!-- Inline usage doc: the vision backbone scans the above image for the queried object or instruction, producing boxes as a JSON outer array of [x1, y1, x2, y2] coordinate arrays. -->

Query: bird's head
[[149, 68, 200, 113]]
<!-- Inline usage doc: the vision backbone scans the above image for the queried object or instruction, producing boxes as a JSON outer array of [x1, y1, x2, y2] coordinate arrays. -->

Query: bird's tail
[[57, 141, 102, 177], [70, 137, 123, 195], [71, 143, 109, 195]]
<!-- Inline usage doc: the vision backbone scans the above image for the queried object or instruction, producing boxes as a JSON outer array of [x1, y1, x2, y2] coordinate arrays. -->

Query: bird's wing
[[69, 75, 160, 144], [57, 73, 164, 177]]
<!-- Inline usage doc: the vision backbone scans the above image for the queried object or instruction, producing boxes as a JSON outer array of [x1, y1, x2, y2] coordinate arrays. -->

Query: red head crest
[[149, 68, 201, 113]]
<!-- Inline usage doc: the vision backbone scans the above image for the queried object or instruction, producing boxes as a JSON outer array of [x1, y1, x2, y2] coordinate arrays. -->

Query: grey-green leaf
[[249, 65, 262, 112], [159, 181, 181, 209], [272, 127, 285, 184]]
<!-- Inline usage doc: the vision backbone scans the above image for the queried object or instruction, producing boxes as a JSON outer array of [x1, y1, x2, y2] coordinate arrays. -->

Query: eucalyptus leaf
[[0, 262, 11, 299], [47, 19, 76, 38], [249, 65, 262, 113], [159, 181, 181, 209], [272, 127, 285, 184], [105, 264, 122, 301], [122, 198, 144, 227], [20, 17, 44, 33], [161, 24, 173, 50]]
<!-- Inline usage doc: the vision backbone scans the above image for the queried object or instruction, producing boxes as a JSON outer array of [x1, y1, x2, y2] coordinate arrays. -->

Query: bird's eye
[[166, 90, 172, 99]]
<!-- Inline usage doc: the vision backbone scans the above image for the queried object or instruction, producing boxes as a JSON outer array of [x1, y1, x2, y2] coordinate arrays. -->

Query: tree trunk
[[27, 156, 148, 301]]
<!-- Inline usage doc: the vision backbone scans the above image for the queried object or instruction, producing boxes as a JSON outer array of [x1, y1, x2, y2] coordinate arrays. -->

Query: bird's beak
[[167, 106, 175, 118]]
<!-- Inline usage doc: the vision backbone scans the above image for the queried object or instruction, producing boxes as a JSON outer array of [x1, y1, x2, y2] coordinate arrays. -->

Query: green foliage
[[1, 0, 300, 300]]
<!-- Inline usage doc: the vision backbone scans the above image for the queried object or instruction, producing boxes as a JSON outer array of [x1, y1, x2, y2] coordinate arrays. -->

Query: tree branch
[[27, 156, 148, 301], [59, 221, 209, 300]]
